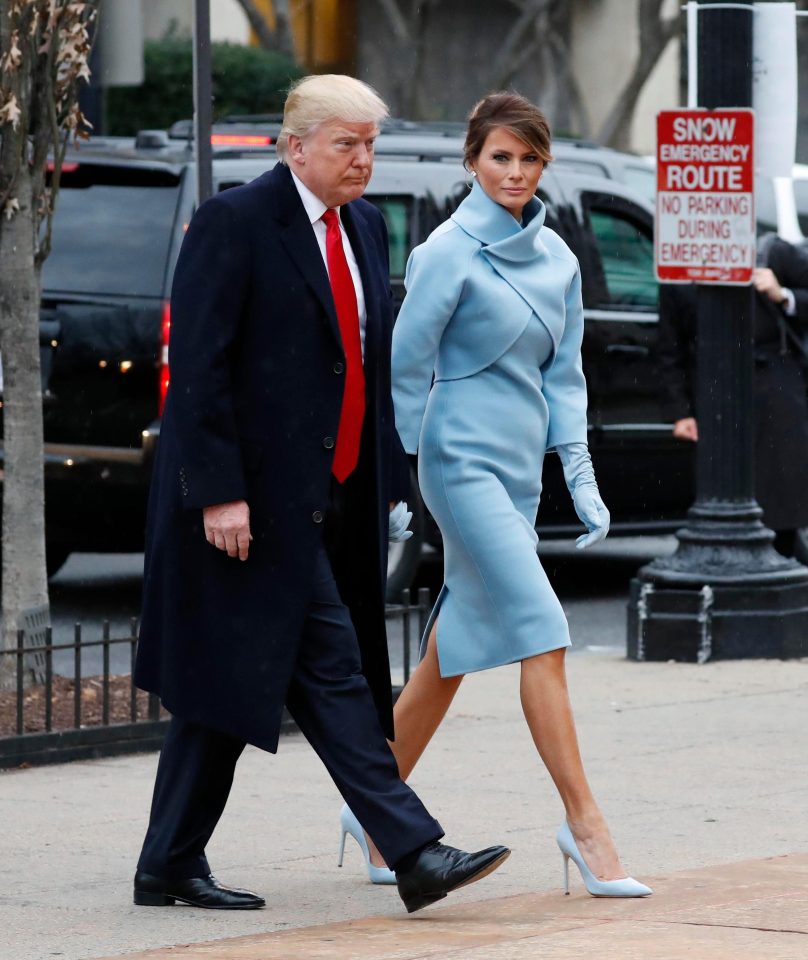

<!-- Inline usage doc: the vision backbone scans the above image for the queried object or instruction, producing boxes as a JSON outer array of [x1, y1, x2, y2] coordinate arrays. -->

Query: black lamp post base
[[627, 577, 808, 662], [627, 503, 808, 662]]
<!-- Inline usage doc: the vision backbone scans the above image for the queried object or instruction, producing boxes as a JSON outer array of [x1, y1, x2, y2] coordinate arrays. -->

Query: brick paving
[[99, 854, 808, 960]]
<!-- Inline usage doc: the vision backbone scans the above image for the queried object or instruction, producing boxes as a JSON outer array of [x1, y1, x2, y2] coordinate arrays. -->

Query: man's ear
[[287, 134, 305, 165]]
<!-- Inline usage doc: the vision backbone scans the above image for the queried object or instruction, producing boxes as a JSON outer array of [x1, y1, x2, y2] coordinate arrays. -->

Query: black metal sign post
[[627, 0, 808, 662], [193, 0, 213, 205]]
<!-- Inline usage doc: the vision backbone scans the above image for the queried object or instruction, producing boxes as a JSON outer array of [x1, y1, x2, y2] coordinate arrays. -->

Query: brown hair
[[463, 92, 553, 170]]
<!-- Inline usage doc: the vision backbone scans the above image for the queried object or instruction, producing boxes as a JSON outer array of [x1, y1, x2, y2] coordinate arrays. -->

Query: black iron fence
[[0, 588, 431, 770]]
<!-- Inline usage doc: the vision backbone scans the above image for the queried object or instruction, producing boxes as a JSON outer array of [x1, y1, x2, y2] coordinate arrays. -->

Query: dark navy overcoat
[[135, 162, 405, 752]]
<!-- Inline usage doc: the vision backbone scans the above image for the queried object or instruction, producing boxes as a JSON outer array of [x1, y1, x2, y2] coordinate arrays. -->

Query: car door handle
[[605, 344, 650, 358]]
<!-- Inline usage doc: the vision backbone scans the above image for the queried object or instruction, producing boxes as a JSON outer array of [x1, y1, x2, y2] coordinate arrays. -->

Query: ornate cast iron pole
[[627, 0, 808, 661]]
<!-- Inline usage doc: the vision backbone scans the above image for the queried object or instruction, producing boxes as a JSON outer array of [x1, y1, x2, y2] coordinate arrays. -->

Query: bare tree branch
[[596, 0, 678, 148], [350, 0, 676, 149], [272, 0, 295, 59], [375, 0, 443, 117], [233, 0, 276, 49], [232, 0, 295, 59], [378, 0, 412, 43], [546, 22, 591, 138], [407, 3, 436, 117], [488, 0, 556, 89]]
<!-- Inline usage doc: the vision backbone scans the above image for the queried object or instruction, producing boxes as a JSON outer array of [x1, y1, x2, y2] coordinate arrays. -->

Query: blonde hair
[[276, 74, 389, 160]]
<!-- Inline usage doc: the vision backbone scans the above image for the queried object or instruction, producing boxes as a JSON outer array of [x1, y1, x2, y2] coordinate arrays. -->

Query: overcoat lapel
[[270, 164, 344, 350]]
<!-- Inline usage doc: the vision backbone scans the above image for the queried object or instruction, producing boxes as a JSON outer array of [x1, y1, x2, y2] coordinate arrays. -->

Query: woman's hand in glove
[[556, 442, 610, 549], [570, 484, 610, 549], [389, 501, 413, 542]]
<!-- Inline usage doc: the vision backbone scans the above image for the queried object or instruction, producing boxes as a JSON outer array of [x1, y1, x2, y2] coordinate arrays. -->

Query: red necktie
[[322, 208, 365, 482]]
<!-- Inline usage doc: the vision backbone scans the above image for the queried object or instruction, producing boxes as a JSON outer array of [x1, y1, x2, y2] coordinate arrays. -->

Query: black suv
[[12, 125, 692, 592]]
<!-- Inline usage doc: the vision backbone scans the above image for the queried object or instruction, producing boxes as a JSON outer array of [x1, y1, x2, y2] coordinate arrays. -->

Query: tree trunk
[[488, 0, 554, 89], [235, 0, 296, 59], [0, 168, 49, 688], [407, 5, 433, 119], [272, 0, 296, 60], [376, 0, 446, 119], [596, 0, 678, 150]]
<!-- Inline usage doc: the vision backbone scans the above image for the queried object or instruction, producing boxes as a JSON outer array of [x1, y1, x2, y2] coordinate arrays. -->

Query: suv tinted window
[[42, 164, 181, 298], [588, 206, 657, 308], [371, 196, 410, 279]]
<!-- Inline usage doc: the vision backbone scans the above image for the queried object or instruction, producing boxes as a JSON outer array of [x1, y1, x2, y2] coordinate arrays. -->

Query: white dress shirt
[[290, 170, 367, 357]]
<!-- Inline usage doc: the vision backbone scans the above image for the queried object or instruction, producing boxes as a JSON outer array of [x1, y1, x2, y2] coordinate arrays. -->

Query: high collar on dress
[[451, 180, 547, 262]]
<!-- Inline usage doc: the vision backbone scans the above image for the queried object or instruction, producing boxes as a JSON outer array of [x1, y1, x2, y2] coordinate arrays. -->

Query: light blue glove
[[389, 501, 413, 542], [557, 442, 610, 549]]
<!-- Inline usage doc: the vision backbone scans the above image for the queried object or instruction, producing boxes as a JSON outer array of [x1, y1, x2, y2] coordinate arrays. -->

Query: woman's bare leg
[[520, 648, 625, 880], [365, 619, 464, 866], [390, 619, 465, 779]]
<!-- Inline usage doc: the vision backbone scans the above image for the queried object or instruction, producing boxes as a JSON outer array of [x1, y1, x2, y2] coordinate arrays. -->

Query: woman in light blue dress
[[340, 94, 651, 898]]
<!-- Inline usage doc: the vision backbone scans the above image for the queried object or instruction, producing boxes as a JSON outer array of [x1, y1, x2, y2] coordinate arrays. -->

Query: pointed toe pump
[[556, 821, 652, 898], [337, 804, 397, 885]]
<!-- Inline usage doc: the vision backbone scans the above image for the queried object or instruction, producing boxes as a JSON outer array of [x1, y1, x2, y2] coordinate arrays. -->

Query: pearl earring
[[471, 170, 477, 178]]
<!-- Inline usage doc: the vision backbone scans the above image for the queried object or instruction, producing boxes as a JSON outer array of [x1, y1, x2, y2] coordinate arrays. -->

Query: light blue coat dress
[[392, 181, 589, 677]]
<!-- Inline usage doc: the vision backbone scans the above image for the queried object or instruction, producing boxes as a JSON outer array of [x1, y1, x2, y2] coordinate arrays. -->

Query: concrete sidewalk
[[1, 653, 806, 960]]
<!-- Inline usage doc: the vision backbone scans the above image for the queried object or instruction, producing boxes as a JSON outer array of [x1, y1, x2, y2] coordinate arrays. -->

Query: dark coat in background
[[134, 162, 406, 752], [658, 236, 808, 531]]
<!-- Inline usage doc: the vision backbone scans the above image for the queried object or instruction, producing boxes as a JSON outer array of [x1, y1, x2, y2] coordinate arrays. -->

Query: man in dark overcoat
[[132, 75, 509, 914], [658, 234, 808, 556]]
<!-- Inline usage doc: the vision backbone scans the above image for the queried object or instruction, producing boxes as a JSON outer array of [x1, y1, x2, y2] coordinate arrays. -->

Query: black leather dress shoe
[[133, 871, 265, 909], [395, 841, 510, 914]]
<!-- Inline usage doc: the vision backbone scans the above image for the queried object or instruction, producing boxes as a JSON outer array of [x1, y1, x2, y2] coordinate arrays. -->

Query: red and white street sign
[[656, 109, 755, 284]]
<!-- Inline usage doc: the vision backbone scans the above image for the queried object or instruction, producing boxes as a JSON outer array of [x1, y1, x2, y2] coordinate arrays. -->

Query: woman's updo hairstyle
[[463, 92, 553, 170]]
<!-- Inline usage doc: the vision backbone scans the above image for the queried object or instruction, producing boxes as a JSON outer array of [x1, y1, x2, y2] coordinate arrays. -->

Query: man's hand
[[203, 500, 252, 560], [673, 417, 698, 442], [753, 267, 785, 305]]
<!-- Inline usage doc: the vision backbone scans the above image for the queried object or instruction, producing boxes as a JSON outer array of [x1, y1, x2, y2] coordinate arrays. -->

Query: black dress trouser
[[136, 538, 443, 881]]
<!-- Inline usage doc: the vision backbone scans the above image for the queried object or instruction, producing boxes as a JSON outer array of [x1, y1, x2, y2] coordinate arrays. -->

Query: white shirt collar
[[290, 169, 338, 225]]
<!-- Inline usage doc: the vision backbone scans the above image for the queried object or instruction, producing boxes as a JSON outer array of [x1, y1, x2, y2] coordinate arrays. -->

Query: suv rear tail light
[[158, 301, 171, 414], [210, 134, 273, 146], [46, 160, 79, 173]]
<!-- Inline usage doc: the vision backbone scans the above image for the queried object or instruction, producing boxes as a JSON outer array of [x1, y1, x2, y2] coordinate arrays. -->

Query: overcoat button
[[323, 436, 335, 449], [312, 510, 324, 523], [333, 361, 345, 374]]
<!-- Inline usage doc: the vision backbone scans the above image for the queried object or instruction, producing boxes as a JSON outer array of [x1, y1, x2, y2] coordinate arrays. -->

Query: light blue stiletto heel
[[337, 804, 397, 885], [556, 821, 652, 898]]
